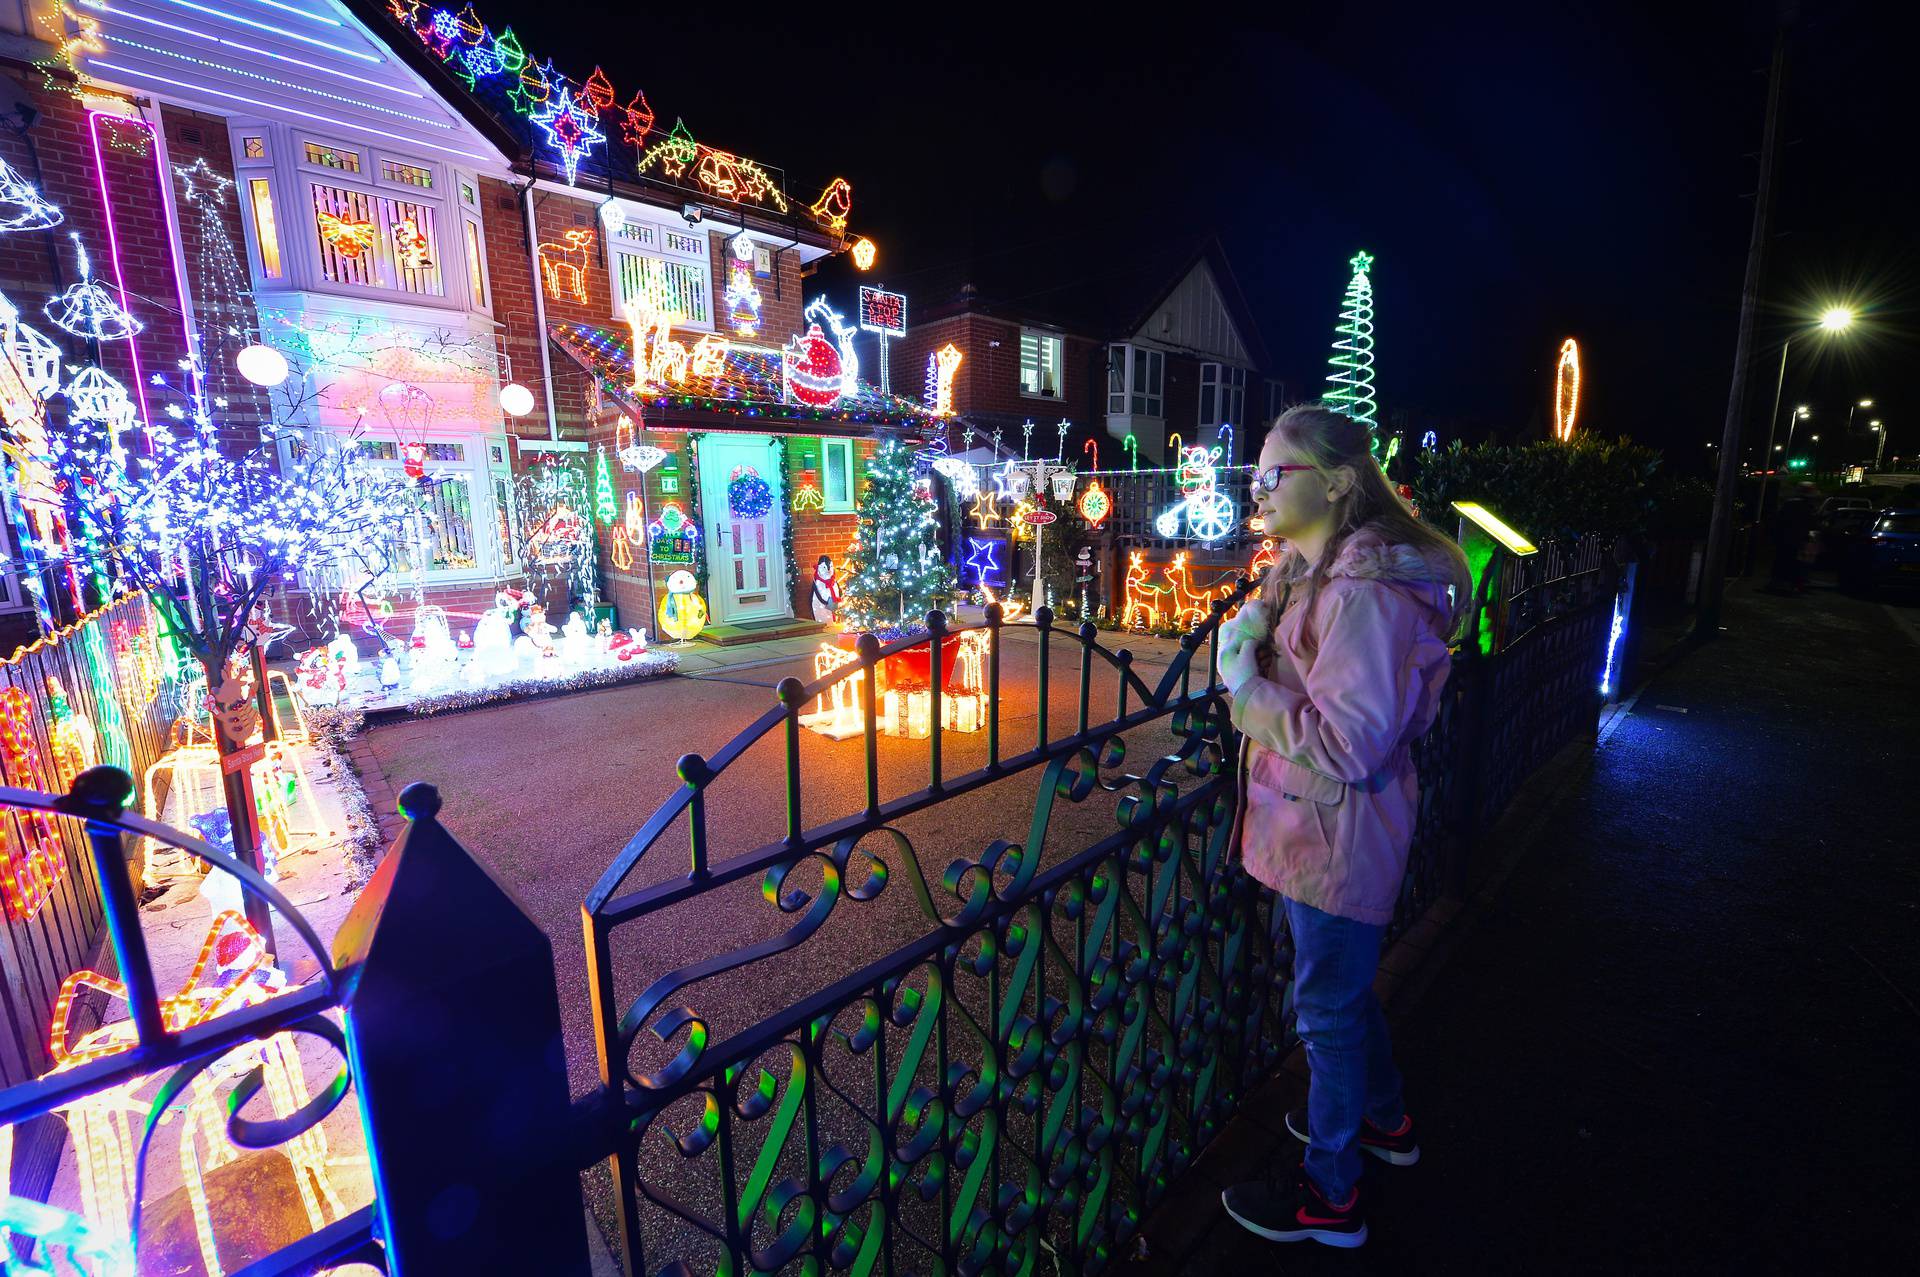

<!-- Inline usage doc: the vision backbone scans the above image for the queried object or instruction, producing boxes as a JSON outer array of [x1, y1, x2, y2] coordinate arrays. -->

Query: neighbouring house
[[893, 236, 1278, 616]]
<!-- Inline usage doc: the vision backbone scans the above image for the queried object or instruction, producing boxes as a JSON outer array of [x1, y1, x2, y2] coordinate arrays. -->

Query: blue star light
[[530, 85, 605, 186], [964, 537, 1001, 584]]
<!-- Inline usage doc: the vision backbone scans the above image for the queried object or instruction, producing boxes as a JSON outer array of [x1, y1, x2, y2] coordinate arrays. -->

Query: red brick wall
[[784, 435, 872, 618], [896, 311, 1100, 423], [0, 77, 185, 425], [480, 181, 811, 450], [708, 229, 802, 343]]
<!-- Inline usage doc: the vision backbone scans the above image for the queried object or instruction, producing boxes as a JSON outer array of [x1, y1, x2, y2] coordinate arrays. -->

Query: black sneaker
[[1221, 1163, 1367, 1248], [1284, 1107, 1421, 1166]]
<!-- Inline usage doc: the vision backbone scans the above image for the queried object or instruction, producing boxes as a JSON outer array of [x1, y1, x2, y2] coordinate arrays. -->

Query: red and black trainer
[[1221, 1163, 1368, 1248], [1284, 1107, 1421, 1166]]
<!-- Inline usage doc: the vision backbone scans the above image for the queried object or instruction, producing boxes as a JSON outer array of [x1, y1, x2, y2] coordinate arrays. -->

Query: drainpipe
[[521, 181, 560, 441]]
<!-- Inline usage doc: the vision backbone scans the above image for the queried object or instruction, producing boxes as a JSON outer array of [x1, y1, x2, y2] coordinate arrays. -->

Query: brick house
[[366, 2, 939, 638], [0, 0, 933, 654], [893, 238, 1278, 612]]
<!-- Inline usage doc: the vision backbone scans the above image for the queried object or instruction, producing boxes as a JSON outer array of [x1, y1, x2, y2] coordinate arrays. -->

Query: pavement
[[1138, 575, 1920, 1273]]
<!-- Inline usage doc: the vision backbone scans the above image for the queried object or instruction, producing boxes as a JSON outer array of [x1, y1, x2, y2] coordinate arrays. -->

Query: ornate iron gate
[[582, 598, 1286, 1276]]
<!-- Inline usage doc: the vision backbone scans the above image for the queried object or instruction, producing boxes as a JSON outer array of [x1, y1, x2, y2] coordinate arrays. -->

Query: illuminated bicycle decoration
[[1153, 445, 1238, 545]]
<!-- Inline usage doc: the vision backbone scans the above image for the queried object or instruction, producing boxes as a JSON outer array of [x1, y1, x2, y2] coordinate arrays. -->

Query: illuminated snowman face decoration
[[666, 570, 697, 594]]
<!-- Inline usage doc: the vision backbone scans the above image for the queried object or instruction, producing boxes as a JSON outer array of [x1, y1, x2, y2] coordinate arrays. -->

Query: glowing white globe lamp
[[235, 343, 289, 387], [500, 382, 535, 417]]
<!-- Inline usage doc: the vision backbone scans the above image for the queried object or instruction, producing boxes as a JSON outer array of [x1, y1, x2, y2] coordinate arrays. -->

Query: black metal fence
[[0, 535, 1621, 1274]]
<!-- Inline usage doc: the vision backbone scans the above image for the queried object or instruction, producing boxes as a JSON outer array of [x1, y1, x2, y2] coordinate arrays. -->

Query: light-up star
[[1349, 250, 1374, 275], [964, 537, 1000, 582], [969, 487, 999, 527], [531, 85, 604, 186]]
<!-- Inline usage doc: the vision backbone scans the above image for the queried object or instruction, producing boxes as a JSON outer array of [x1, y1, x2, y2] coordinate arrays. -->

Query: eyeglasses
[[1251, 464, 1316, 495]]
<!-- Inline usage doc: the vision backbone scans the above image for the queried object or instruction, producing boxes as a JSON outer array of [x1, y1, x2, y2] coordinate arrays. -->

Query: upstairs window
[[1199, 363, 1246, 432], [1130, 347, 1164, 417], [609, 218, 711, 327], [1020, 330, 1063, 398]]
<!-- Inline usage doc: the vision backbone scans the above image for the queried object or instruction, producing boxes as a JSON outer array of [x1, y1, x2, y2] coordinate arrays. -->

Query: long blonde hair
[[1257, 404, 1472, 640]]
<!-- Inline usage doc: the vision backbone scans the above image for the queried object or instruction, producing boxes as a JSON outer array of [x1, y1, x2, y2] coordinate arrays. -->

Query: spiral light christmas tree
[[1323, 250, 1377, 431]]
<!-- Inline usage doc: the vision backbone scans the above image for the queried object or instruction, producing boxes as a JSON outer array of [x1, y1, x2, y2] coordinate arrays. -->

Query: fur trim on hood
[[1272, 525, 1456, 585], [1263, 524, 1466, 637]]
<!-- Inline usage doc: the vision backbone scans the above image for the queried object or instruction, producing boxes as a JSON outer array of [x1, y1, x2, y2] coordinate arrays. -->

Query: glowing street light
[[1758, 307, 1860, 516]]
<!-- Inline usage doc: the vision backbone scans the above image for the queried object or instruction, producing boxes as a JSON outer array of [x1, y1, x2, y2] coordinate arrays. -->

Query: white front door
[[699, 434, 788, 624]]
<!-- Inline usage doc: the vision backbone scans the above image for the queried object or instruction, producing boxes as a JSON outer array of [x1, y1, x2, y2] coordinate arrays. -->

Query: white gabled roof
[[64, 0, 511, 169], [1133, 259, 1253, 366]]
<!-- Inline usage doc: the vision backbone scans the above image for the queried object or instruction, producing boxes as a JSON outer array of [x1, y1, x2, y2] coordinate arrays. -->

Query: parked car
[[1820, 495, 1874, 519], [1841, 508, 1920, 593], [1816, 505, 1880, 567]]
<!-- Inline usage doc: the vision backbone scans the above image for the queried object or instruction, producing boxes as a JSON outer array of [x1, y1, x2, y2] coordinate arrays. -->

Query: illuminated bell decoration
[[1078, 478, 1111, 527], [657, 569, 708, 643], [236, 343, 291, 388], [43, 234, 140, 341], [316, 210, 377, 259], [851, 237, 877, 270]]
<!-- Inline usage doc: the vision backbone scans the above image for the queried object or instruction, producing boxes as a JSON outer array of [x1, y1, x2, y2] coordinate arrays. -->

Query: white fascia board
[[545, 179, 833, 263]]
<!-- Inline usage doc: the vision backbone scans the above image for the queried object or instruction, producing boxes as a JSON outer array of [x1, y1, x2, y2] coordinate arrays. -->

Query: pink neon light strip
[[86, 111, 153, 428], [146, 111, 207, 405]]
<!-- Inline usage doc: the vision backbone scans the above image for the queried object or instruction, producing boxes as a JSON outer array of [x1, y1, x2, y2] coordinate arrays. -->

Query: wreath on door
[[726, 465, 774, 519]]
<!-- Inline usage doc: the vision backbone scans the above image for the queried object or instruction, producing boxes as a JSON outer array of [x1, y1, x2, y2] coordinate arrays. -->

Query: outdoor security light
[[1819, 306, 1855, 332]]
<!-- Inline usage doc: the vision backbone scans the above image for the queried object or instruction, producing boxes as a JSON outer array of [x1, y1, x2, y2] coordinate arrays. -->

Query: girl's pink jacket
[[1229, 529, 1458, 925]]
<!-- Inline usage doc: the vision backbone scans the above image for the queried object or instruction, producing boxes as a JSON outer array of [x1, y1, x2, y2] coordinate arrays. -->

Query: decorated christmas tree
[[1323, 250, 1378, 434], [837, 439, 956, 634]]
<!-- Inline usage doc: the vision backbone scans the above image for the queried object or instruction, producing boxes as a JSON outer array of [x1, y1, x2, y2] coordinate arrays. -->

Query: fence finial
[[396, 782, 442, 822]]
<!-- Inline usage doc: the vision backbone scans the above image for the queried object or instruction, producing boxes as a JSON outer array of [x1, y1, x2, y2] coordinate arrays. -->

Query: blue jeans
[[1276, 895, 1404, 1201]]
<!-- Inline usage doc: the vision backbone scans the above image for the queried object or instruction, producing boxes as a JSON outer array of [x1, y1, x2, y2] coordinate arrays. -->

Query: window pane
[[1200, 382, 1216, 425], [304, 141, 359, 171], [243, 135, 265, 159], [493, 475, 516, 569], [465, 218, 487, 307], [312, 183, 442, 297], [424, 476, 476, 569], [1108, 345, 1127, 413], [616, 252, 710, 325], [248, 178, 282, 279], [381, 160, 433, 188], [825, 441, 850, 505]]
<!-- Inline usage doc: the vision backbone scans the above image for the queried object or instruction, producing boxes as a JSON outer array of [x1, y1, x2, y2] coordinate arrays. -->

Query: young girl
[[1217, 405, 1471, 1249]]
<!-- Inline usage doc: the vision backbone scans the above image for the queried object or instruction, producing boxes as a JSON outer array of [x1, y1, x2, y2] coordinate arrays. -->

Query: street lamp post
[[1762, 404, 1811, 514], [1872, 420, 1888, 469], [1847, 397, 1874, 434]]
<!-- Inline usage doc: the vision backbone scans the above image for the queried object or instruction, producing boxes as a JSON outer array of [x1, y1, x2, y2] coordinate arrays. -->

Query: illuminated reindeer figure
[[537, 227, 595, 303], [1120, 550, 1168, 631], [1161, 551, 1233, 628]]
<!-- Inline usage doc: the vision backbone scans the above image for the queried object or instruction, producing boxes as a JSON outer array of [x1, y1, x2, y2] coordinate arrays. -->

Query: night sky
[[497, 1, 1912, 471]]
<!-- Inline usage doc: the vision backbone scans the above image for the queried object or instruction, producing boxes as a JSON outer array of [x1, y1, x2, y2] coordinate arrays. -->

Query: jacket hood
[[1271, 525, 1463, 634]]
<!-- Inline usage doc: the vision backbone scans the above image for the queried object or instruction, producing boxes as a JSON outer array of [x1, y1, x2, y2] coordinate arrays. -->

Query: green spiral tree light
[[1324, 250, 1378, 436]]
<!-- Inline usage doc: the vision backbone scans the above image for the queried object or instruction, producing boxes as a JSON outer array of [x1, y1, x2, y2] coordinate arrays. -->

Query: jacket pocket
[[1249, 752, 1346, 807]]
